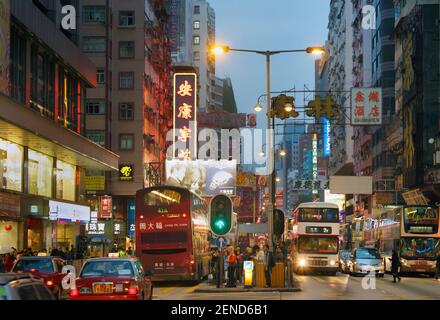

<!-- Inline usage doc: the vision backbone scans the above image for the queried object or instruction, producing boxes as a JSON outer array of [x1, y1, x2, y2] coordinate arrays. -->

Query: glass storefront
[[56, 160, 76, 201], [0, 221, 19, 252], [55, 222, 79, 251], [28, 149, 53, 197], [0, 138, 23, 192]]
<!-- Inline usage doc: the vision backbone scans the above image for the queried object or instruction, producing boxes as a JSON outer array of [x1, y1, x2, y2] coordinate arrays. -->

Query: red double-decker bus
[[135, 186, 211, 281]]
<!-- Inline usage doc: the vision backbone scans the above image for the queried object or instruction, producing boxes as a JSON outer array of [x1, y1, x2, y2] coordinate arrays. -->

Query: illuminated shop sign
[[173, 73, 198, 159], [323, 117, 331, 157], [312, 133, 318, 194], [49, 200, 90, 224], [351, 88, 382, 125], [119, 165, 134, 181]]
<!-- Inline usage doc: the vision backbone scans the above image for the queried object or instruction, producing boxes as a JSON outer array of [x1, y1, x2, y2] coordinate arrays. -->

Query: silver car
[[348, 248, 385, 277], [0, 273, 55, 300]]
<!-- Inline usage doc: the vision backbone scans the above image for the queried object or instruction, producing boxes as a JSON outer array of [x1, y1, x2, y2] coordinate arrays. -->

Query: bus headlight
[[330, 260, 336, 266], [299, 259, 306, 267], [401, 259, 409, 266]]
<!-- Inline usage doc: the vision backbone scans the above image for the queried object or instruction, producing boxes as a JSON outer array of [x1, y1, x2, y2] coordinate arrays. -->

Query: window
[[28, 150, 53, 198], [194, 5, 200, 14], [298, 236, 339, 254], [80, 261, 135, 277], [193, 36, 200, 45], [119, 72, 134, 89], [83, 6, 106, 23], [193, 51, 200, 61], [0, 138, 23, 192], [298, 208, 339, 222], [119, 41, 135, 58], [82, 37, 106, 53], [119, 103, 134, 120], [119, 11, 135, 26], [30, 46, 55, 115], [97, 68, 105, 84], [193, 20, 200, 29], [10, 26, 26, 103], [56, 160, 76, 201], [34, 284, 54, 300], [119, 134, 134, 150], [86, 100, 105, 114], [86, 130, 105, 146]]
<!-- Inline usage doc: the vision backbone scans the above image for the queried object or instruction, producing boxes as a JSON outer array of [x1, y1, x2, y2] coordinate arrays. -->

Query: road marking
[[186, 283, 202, 293]]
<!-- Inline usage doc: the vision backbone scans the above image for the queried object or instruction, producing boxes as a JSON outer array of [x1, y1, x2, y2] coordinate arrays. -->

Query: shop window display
[[28, 150, 53, 198], [0, 138, 23, 192], [56, 160, 76, 201]]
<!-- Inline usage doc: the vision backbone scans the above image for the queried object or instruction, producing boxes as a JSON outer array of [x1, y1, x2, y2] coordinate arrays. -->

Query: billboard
[[329, 176, 373, 195], [48, 200, 90, 224], [166, 160, 236, 196], [236, 187, 254, 222], [323, 117, 331, 157], [0, 0, 10, 96], [351, 88, 382, 125], [173, 73, 197, 159]]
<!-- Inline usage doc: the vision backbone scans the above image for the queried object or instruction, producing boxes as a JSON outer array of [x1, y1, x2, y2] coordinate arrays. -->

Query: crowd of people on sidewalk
[[210, 241, 289, 288]]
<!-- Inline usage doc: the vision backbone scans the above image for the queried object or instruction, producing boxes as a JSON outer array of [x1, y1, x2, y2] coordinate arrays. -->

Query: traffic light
[[273, 209, 285, 237], [210, 195, 233, 236]]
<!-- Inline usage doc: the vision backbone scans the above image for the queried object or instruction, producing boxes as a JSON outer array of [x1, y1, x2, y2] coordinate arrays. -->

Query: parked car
[[339, 250, 352, 274], [348, 248, 385, 277], [11, 256, 67, 299], [68, 257, 153, 300], [0, 273, 55, 300]]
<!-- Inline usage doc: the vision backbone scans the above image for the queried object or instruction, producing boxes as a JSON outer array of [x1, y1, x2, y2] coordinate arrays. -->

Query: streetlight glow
[[306, 46, 325, 55], [211, 45, 230, 55], [284, 103, 293, 112], [279, 150, 287, 157], [254, 103, 263, 112]]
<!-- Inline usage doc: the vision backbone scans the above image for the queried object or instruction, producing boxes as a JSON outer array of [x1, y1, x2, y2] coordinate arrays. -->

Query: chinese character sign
[[351, 88, 382, 125], [99, 196, 112, 219], [173, 73, 198, 159]]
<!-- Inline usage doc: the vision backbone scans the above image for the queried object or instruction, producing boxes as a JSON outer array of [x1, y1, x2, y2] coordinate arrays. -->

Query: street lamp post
[[212, 45, 324, 253]]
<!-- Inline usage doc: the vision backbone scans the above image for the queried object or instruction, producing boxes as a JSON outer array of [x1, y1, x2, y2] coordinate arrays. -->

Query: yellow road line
[[186, 283, 203, 293]]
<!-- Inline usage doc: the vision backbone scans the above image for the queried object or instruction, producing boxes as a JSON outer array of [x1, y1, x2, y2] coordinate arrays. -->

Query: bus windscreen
[[298, 208, 339, 223], [298, 236, 338, 254], [403, 207, 439, 234], [144, 189, 182, 206]]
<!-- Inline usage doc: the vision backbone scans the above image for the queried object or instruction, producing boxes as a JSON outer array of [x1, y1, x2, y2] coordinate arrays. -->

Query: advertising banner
[[84, 176, 105, 192], [99, 196, 112, 219], [0, 192, 20, 219], [127, 199, 135, 239], [351, 88, 382, 125], [323, 116, 331, 157], [236, 187, 254, 222], [166, 159, 236, 196], [173, 73, 197, 159], [49, 200, 90, 224]]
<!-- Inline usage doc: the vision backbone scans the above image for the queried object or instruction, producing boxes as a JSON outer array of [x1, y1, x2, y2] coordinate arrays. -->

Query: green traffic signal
[[210, 195, 232, 236]]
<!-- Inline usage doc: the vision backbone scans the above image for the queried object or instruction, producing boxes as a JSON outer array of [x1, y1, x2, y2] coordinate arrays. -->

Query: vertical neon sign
[[323, 117, 331, 157]]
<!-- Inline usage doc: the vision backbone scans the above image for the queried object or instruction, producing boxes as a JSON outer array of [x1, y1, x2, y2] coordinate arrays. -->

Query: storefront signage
[[49, 200, 90, 224], [0, 192, 20, 219], [99, 196, 112, 219], [173, 72, 197, 159], [84, 176, 105, 191], [351, 88, 382, 125], [292, 179, 329, 191], [127, 200, 135, 239], [119, 165, 134, 181], [323, 116, 331, 157]]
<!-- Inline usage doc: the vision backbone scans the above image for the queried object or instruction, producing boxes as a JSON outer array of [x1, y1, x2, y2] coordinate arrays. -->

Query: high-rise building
[[0, 0, 118, 253], [80, 0, 173, 245], [327, 0, 355, 176], [191, 0, 216, 113], [166, 0, 193, 65]]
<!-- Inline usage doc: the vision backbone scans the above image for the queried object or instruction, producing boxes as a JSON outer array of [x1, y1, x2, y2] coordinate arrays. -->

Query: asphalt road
[[153, 273, 440, 300]]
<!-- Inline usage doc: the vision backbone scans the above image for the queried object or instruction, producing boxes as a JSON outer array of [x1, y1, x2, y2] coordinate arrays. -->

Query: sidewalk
[[193, 280, 301, 293]]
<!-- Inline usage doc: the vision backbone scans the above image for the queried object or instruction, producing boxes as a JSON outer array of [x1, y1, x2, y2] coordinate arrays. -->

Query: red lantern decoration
[[4, 225, 12, 231]]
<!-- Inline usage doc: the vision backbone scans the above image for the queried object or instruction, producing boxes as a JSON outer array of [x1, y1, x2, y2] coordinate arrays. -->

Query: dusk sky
[[209, 0, 330, 130]]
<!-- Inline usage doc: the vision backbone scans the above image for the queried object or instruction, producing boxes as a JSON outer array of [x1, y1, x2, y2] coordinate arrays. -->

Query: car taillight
[[182, 213, 187, 218], [70, 289, 79, 297], [128, 282, 138, 295], [46, 280, 54, 286]]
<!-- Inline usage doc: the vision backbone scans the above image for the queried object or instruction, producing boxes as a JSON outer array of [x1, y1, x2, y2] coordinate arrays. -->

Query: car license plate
[[93, 283, 113, 294], [414, 260, 427, 265]]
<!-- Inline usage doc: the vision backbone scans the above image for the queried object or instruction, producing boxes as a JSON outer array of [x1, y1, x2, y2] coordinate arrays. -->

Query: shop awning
[[0, 96, 119, 171]]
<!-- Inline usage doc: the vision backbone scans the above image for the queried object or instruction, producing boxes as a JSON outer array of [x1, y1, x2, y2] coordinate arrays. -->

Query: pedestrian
[[70, 245, 76, 260], [236, 248, 243, 285], [127, 246, 133, 257], [435, 252, 440, 280], [256, 246, 264, 262], [389, 249, 401, 283], [226, 246, 237, 287], [263, 245, 275, 288], [4, 253, 14, 272], [274, 245, 284, 262]]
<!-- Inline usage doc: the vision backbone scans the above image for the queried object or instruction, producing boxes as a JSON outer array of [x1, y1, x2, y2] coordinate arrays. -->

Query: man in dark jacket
[[263, 245, 275, 288], [390, 250, 401, 283]]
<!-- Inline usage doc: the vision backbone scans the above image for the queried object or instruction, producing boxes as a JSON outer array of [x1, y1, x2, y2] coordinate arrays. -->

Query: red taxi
[[69, 258, 153, 300], [11, 256, 66, 299]]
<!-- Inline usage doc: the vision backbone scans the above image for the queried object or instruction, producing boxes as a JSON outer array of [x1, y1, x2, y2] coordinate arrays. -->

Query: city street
[[153, 274, 440, 300]]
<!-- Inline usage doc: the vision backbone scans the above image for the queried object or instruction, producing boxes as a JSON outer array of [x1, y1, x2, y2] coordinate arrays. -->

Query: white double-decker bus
[[289, 202, 340, 275]]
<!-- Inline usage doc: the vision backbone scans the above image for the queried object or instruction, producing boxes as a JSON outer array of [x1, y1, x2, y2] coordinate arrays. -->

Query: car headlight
[[299, 259, 306, 267]]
